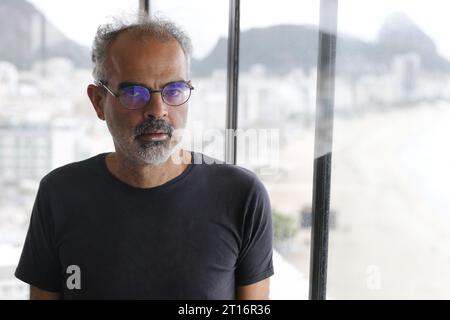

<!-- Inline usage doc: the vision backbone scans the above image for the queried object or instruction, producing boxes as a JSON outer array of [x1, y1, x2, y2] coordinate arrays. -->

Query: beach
[[266, 101, 450, 299]]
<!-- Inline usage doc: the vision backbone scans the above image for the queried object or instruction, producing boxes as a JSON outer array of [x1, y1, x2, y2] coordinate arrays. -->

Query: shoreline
[[267, 101, 450, 299]]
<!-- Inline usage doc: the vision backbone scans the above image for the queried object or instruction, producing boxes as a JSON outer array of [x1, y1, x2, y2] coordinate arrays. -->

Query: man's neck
[[105, 149, 191, 189]]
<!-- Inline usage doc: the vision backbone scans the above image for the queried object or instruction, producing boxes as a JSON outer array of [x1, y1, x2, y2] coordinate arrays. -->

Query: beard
[[109, 117, 181, 166], [134, 118, 178, 165], [135, 138, 178, 165]]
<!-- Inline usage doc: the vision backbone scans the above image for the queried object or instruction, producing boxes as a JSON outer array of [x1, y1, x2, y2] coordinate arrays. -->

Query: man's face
[[101, 32, 189, 165]]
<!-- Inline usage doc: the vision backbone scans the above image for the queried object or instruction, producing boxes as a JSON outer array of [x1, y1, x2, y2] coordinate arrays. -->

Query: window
[[328, 0, 450, 299], [151, 0, 229, 160], [238, 0, 320, 299], [0, 0, 138, 299], [3, 0, 449, 301]]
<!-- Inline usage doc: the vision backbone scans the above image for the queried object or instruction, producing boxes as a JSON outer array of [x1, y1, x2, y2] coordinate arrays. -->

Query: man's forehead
[[105, 32, 187, 79], [109, 31, 182, 57]]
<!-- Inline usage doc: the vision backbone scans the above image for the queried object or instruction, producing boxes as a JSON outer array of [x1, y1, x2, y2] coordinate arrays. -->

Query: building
[[0, 118, 79, 183]]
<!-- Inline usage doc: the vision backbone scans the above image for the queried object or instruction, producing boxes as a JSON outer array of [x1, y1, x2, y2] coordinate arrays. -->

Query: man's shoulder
[[39, 153, 105, 189], [191, 153, 271, 216], [192, 152, 264, 191]]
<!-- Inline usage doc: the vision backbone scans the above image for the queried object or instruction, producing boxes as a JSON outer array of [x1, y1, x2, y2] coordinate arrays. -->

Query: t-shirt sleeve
[[235, 176, 274, 286], [15, 181, 62, 292]]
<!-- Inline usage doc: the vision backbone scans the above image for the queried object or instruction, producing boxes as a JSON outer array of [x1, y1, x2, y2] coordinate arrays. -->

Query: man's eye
[[129, 89, 141, 97], [166, 89, 181, 96], [123, 87, 141, 97]]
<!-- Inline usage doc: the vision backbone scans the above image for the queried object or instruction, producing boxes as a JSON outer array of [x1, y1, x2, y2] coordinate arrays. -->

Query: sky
[[28, 0, 450, 60]]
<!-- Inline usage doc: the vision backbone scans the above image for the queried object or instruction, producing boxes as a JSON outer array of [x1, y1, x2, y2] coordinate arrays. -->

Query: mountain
[[1, 2, 448, 77], [0, 0, 91, 70], [377, 12, 450, 72], [378, 12, 436, 56], [192, 24, 319, 76], [192, 13, 450, 77]]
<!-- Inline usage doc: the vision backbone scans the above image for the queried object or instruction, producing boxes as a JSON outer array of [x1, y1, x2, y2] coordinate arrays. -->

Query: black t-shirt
[[15, 152, 274, 299]]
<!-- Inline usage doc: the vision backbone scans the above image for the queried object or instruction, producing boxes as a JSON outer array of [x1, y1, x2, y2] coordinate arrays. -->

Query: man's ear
[[87, 84, 106, 120]]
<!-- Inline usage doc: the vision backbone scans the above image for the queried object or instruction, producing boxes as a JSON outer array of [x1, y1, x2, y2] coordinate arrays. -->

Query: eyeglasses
[[97, 80, 194, 109]]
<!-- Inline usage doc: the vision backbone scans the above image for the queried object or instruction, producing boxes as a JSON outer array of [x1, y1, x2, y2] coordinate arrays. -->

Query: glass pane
[[238, 0, 320, 299], [329, 0, 450, 299], [0, 0, 138, 299], [152, 0, 229, 160]]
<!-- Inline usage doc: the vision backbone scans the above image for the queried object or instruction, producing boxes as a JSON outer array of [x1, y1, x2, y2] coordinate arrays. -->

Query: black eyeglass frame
[[96, 80, 195, 108]]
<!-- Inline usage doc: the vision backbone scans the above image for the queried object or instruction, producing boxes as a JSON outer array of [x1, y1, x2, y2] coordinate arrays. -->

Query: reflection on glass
[[237, 0, 320, 300], [329, 1, 450, 299], [0, 0, 138, 299], [4, 0, 448, 301]]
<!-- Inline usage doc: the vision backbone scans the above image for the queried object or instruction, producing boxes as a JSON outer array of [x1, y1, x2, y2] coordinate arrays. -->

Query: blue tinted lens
[[120, 86, 150, 109], [162, 82, 191, 106]]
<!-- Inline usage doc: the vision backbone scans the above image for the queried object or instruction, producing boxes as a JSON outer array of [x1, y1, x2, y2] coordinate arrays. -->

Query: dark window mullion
[[309, 0, 339, 300], [139, 0, 150, 15], [225, 0, 240, 165]]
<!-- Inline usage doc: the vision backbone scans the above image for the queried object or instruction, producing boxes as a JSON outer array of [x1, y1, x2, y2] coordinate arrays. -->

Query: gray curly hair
[[91, 13, 193, 81]]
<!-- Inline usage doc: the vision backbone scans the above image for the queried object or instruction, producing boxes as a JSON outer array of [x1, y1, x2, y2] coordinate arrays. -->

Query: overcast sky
[[28, 0, 450, 60]]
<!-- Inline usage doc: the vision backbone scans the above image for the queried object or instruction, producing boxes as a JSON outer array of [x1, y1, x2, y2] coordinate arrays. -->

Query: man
[[15, 14, 274, 300]]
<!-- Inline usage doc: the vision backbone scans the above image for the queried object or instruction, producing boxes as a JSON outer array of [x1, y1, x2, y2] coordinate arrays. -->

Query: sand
[[265, 101, 450, 299]]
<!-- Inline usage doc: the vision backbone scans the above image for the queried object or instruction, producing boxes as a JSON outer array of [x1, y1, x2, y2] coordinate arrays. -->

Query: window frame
[[144, 0, 339, 300], [221, 0, 339, 300]]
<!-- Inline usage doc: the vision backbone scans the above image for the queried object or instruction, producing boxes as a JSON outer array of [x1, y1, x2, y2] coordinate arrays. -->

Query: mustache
[[134, 118, 174, 138]]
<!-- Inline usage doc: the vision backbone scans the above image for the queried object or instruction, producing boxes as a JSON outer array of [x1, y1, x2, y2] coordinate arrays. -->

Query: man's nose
[[143, 92, 168, 119]]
